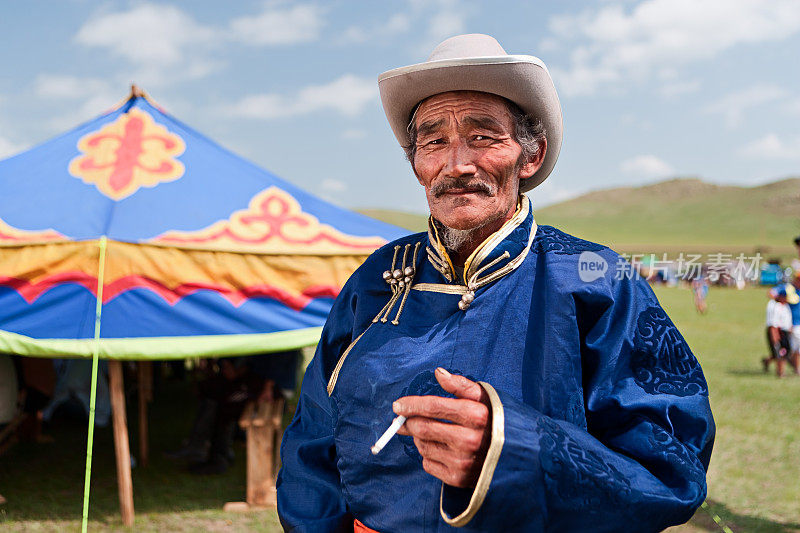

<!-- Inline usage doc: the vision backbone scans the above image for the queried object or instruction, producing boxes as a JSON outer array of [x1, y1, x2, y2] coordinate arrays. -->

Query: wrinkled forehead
[[413, 91, 514, 132]]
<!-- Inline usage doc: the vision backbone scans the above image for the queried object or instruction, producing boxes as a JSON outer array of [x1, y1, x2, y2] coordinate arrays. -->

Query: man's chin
[[430, 199, 494, 228], [435, 212, 498, 233]]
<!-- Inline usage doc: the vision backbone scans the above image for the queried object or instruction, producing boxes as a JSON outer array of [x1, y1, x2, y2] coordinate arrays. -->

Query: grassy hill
[[357, 209, 428, 233], [360, 177, 800, 260]]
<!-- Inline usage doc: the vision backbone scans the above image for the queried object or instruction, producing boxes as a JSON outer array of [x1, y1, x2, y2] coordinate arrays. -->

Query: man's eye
[[473, 135, 493, 142]]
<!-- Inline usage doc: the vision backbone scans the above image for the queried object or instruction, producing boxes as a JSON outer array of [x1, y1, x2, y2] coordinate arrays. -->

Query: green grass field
[[658, 286, 800, 533], [1, 286, 799, 532]]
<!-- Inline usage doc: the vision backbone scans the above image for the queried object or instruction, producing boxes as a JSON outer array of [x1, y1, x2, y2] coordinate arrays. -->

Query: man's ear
[[518, 138, 547, 181]]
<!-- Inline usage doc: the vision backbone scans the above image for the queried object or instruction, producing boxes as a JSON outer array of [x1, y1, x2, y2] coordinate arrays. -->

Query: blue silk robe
[[278, 197, 715, 532]]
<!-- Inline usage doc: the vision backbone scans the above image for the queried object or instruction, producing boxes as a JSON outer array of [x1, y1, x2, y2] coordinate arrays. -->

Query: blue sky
[[1, 0, 799, 213]]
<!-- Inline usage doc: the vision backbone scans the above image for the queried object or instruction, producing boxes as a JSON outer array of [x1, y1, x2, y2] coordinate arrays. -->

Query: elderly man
[[278, 34, 714, 532]]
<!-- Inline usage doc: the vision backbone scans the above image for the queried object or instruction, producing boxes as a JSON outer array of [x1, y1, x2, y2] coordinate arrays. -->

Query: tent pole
[[138, 361, 151, 467], [109, 360, 135, 526], [80, 236, 108, 532]]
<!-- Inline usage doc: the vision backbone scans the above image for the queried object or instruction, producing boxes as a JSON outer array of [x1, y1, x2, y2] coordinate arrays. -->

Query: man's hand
[[393, 367, 491, 488]]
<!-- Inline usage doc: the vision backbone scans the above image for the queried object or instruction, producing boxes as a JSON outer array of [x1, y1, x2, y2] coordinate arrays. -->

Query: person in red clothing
[[763, 285, 797, 377]]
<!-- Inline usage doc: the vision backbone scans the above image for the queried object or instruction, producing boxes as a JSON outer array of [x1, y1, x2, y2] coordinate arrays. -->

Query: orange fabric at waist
[[354, 518, 379, 533]]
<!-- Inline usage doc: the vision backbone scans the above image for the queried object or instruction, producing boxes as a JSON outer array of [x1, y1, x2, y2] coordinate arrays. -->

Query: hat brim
[[378, 55, 562, 192]]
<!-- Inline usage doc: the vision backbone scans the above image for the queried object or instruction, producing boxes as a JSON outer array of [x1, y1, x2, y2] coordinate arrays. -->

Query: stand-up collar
[[426, 195, 537, 287]]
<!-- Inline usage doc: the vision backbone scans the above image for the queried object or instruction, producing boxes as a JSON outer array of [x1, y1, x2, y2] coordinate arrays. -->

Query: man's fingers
[[422, 457, 474, 489], [397, 417, 485, 453], [421, 457, 450, 484], [393, 395, 488, 429], [434, 367, 485, 403], [413, 436, 479, 467], [393, 368, 490, 428]]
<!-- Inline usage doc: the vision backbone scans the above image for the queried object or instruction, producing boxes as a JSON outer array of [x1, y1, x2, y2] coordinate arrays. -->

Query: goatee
[[433, 217, 498, 255]]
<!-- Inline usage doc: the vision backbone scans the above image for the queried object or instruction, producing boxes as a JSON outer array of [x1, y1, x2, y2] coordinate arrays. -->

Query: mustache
[[431, 177, 496, 198]]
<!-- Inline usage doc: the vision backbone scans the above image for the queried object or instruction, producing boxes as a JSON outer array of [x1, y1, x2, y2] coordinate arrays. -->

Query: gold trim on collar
[[426, 196, 536, 310], [426, 195, 529, 286], [439, 381, 505, 527], [411, 283, 469, 295], [427, 218, 457, 281], [466, 215, 537, 294], [463, 196, 528, 283]]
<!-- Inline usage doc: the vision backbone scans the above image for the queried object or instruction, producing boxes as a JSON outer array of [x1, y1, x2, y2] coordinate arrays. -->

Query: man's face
[[412, 91, 543, 231]]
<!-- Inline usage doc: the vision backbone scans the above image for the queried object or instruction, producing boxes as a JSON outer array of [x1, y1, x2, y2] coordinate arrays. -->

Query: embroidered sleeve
[[438, 272, 715, 531]]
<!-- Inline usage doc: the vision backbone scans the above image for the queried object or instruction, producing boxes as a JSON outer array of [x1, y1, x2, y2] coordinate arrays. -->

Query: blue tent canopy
[[0, 88, 407, 359]]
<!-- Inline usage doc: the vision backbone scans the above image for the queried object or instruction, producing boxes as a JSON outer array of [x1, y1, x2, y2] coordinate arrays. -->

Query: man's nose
[[442, 140, 477, 178]]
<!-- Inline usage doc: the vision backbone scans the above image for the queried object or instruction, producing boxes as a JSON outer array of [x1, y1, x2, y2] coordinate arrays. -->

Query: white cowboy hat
[[378, 34, 562, 192]]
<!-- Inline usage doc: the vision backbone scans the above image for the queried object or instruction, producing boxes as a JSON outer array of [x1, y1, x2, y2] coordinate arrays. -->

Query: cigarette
[[371, 415, 407, 455]]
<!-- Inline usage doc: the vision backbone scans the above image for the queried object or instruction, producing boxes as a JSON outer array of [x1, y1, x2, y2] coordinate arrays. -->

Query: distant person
[[691, 276, 709, 314], [0, 355, 17, 508], [783, 272, 800, 373], [763, 285, 797, 377], [12, 357, 56, 441], [0, 354, 18, 429], [792, 235, 800, 273], [42, 359, 111, 427], [166, 350, 301, 475]]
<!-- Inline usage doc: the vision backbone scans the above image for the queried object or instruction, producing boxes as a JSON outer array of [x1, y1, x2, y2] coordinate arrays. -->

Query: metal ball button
[[458, 291, 475, 311]]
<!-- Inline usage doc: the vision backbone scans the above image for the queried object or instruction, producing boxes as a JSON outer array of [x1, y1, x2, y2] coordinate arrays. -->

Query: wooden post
[[109, 360, 135, 527], [246, 404, 273, 507], [223, 397, 284, 512], [137, 362, 152, 467], [272, 399, 284, 477]]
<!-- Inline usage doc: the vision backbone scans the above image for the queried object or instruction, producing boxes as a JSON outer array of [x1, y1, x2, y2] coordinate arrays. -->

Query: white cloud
[[547, 0, 800, 96], [33, 74, 122, 129], [340, 1, 466, 50], [425, 2, 467, 43], [230, 4, 324, 45], [408, 0, 472, 53], [741, 133, 800, 159], [76, 4, 217, 65], [339, 13, 410, 44], [226, 74, 376, 119], [528, 180, 580, 207], [74, 3, 219, 86], [704, 84, 789, 127], [785, 97, 800, 116], [35, 74, 114, 100], [340, 26, 369, 44], [342, 129, 367, 140], [659, 80, 701, 98], [0, 136, 26, 159], [538, 37, 559, 53], [321, 178, 347, 192], [384, 13, 412, 34], [620, 155, 674, 178]]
